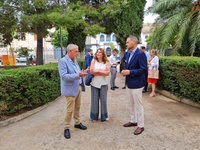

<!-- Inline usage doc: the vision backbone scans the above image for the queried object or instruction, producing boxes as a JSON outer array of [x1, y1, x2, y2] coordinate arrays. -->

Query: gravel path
[[0, 74, 200, 150]]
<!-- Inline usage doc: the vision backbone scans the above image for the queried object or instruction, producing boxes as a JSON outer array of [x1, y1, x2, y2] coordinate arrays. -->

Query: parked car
[[16, 56, 28, 62]]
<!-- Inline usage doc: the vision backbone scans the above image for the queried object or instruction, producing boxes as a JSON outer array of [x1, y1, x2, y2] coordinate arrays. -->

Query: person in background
[[140, 46, 150, 93], [147, 49, 159, 97], [109, 48, 120, 90], [58, 44, 88, 139], [90, 48, 110, 122], [122, 36, 147, 135], [85, 49, 93, 69], [122, 49, 129, 89]]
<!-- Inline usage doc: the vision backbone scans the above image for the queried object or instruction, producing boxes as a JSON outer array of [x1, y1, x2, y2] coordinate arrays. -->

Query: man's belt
[[111, 66, 116, 68]]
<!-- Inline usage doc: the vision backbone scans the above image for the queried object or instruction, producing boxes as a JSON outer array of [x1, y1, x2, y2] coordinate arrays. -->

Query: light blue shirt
[[128, 47, 137, 64], [145, 51, 151, 61]]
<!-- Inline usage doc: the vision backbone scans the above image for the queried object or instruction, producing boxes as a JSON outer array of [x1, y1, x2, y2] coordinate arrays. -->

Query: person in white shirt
[[90, 48, 110, 122], [109, 49, 120, 90], [147, 49, 159, 97]]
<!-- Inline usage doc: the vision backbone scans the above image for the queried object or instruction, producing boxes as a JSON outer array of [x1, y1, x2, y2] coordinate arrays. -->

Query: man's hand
[[85, 67, 90, 73], [121, 70, 130, 76], [79, 71, 87, 77]]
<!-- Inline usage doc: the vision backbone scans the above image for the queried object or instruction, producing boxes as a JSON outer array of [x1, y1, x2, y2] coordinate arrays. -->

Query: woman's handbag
[[85, 71, 94, 86], [148, 70, 159, 79]]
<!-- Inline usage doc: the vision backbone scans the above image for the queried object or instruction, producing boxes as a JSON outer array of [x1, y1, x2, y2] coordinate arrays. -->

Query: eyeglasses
[[72, 50, 79, 53]]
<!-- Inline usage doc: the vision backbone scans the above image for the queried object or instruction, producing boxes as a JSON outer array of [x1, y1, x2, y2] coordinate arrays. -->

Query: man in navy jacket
[[121, 36, 147, 135], [85, 49, 93, 69]]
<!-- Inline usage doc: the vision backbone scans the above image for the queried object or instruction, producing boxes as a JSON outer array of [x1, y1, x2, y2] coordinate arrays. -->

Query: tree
[[0, 0, 103, 64], [0, 1, 17, 46], [98, 0, 146, 71], [149, 0, 200, 56], [65, 0, 105, 53], [99, 0, 146, 51], [51, 28, 68, 48]]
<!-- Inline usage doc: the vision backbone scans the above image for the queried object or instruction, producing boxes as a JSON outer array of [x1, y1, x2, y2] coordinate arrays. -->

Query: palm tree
[[149, 0, 200, 56]]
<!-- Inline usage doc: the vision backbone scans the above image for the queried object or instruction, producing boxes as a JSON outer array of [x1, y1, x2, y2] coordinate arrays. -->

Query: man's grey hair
[[66, 44, 78, 53], [128, 36, 138, 44]]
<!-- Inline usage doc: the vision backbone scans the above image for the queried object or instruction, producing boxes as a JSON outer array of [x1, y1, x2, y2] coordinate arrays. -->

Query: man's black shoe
[[111, 87, 115, 90], [122, 86, 126, 89], [114, 86, 119, 89], [64, 129, 71, 139], [74, 123, 87, 130]]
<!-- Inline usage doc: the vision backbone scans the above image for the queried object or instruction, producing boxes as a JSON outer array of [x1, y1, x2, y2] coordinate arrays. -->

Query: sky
[[143, 0, 158, 23]]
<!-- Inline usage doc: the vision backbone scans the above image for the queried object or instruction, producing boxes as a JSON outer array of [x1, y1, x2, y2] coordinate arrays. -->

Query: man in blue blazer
[[85, 49, 93, 69], [121, 36, 147, 135], [58, 44, 88, 139]]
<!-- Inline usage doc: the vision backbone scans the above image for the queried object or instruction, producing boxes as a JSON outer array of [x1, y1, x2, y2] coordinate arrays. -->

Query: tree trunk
[[120, 49, 125, 72], [36, 37, 43, 65]]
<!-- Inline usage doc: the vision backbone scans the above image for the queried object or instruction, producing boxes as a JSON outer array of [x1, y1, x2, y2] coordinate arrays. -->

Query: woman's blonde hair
[[150, 49, 158, 56], [94, 48, 109, 63]]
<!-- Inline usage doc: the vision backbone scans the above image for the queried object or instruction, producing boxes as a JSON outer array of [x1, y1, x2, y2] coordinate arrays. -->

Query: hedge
[[0, 63, 60, 115], [157, 56, 200, 103]]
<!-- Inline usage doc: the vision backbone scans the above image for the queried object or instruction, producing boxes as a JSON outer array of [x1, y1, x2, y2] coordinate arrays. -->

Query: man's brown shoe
[[123, 122, 137, 127], [134, 127, 144, 135]]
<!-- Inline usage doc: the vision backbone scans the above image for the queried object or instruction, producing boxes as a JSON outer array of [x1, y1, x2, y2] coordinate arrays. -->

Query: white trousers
[[126, 87, 144, 128]]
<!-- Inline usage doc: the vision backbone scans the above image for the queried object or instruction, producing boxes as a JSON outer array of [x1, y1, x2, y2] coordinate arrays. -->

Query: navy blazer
[[125, 48, 148, 89], [85, 53, 92, 68]]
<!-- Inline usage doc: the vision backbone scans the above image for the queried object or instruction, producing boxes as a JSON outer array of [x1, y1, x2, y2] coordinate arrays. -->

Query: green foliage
[[149, 0, 200, 56], [0, 0, 104, 64], [51, 28, 68, 48], [0, 0, 17, 45], [100, 0, 146, 50], [15, 47, 33, 57], [67, 28, 87, 53], [157, 56, 200, 103], [0, 63, 60, 115], [77, 58, 85, 70], [110, 43, 115, 50]]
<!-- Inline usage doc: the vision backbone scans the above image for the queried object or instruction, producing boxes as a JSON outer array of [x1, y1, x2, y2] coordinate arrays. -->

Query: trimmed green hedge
[[157, 57, 200, 103], [0, 63, 60, 115]]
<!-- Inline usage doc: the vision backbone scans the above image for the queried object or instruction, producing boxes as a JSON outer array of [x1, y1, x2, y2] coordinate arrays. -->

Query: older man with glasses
[[58, 44, 88, 139]]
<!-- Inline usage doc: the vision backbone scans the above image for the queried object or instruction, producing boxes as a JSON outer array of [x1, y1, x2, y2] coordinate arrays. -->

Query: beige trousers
[[64, 87, 81, 129], [126, 87, 144, 128]]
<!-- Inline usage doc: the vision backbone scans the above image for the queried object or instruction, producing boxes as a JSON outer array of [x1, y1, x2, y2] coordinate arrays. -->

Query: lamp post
[[60, 26, 63, 58], [58, 0, 63, 58]]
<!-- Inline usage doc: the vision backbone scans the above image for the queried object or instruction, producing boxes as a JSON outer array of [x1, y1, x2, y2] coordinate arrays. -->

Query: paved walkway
[[0, 74, 200, 150]]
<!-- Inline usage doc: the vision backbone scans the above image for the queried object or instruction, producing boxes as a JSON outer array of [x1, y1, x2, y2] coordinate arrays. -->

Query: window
[[106, 47, 111, 57], [106, 34, 111, 42], [100, 35, 105, 42], [112, 34, 116, 41], [145, 35, 149, 39]]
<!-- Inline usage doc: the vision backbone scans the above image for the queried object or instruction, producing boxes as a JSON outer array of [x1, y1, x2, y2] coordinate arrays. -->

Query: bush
[[0, 63, 60, 115], [157, 56, 200, 103]]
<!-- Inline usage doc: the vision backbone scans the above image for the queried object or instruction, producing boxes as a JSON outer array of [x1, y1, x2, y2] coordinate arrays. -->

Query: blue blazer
[[58, 55, 81, 96], [125, 48, 148, 89], [85, 53, 92, 68]]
